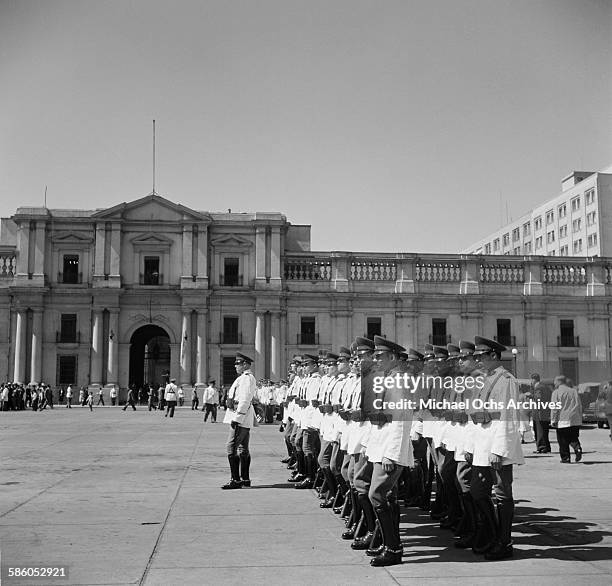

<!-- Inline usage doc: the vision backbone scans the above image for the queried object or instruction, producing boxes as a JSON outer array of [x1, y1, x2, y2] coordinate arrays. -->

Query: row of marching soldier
[[279, 334, 523, 566]]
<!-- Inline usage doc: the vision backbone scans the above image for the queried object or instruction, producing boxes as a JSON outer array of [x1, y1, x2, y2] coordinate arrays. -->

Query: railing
[[544, 263, 587, 285], [416, 261, 461, 282], [56, 331, 81, 343], [351, 259, 396, 281], [558, 336, 580, 347], [58, 271, 83, 284], [429, 334, 452, 345], [0, 254, 16, 277], [219, 274, 244, 286], [219, 332, 242, 344], [297, 333, 319, 345], [285, 258, 332, 281], [494, 335, 516, 346], [480, 262, 524, 283]]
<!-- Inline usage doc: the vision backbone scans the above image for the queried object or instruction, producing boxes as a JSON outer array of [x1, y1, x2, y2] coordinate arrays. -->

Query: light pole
[[512, 348, 518, 377]]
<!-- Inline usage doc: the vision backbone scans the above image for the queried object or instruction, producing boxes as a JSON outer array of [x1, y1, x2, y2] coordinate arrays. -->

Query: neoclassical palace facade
[[0, 194, 610, 396]]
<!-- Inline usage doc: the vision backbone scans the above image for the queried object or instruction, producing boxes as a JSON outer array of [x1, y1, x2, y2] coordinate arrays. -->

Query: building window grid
[[493, 239, 500, 251], [571, 196, 581, 212], [559, 225, 567, 239], [587, 233, 598, 248], [524, 241, 532, 253], [560, 245, 568, 256], [523, 222, 531, 237], [573, 239, 583, 254], [585, 189, 595, 206], [484, 243, 491, 254], [547, 231, 555, 244], [512, 228, 520, 242], [535, 236, 543, 250], [572, 218, 582, 233], [558, 204, 567, 219], [545, 210, 554, 225], [502, 233, 510, 247], [586, 211, 596, 227], [534, 216, 542, 231]]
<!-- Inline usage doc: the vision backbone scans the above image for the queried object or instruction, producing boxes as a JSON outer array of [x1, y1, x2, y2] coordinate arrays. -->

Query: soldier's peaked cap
[[353, 337, 375, 352], [235, 352, 253, 364], [349, 342, 358, 354], [338, 346, 351, 358], [447, 344, 461, 358], [459, 340, 475, 355], [423, 344, 435, 360], [291, 355, 303, 364], [324, 352, 339, 362], [474, 336, 506, 355], [432, 345, 449, 360], [303, 354, 319, 363], [373, 335, 405, 354], [407, 348, 425, 361]]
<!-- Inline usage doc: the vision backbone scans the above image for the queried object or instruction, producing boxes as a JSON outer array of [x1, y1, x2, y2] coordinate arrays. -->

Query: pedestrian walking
[[550, 375, 583, 463], [531, 374, 552, 453], [87, 390, 94, 411], [66, 385, 73, 408], [123, 386, 137, 411], [97, 388, 105, 406], [164, 379, 178, 418], [191, 387, 199, 410], [110, 385, 118, 406], [177, 386, 185, 407]]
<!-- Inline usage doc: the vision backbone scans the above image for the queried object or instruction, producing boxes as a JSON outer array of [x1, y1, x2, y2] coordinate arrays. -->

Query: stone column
[[13, 310, 27, 384], [255, 311, 265, 379], [107, 310, 119, 385], [94, 223, 106, 277], [16, 221, 30, 277], [91, 310, 103, 385], [180, 312, 191, 385], [30, 309, 43, 385], [195, 310, 207, 390], [279, 310, 287, 379], [270, 312, 281, 380], [33, 222, 46, 279], [109, 222, 121, 281], [181, 224, 193, 285], [196, 225, 208, 286], [270, 226, 282, 287], [255, 226, 267, 283]]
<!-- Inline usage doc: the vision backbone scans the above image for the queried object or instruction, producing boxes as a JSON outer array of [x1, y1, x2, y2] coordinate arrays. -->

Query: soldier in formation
[[279, 335, 523, 566]]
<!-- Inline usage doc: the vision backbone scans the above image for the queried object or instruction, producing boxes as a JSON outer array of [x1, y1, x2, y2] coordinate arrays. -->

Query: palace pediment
[[92, 194, 212, 224], [210, 234, 253, 248], [52, 232, 94, 244]]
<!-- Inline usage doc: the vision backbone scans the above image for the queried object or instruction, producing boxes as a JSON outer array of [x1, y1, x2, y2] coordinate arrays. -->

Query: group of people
[[1, 382, 55, 411], [271, 336, 529, 567]]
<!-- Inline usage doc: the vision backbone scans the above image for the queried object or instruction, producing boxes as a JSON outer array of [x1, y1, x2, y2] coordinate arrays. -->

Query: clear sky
[[1, 0, 611, 253]]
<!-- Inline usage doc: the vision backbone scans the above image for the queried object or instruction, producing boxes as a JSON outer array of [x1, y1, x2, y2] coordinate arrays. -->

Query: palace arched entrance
[[129, 325, 171, 389]]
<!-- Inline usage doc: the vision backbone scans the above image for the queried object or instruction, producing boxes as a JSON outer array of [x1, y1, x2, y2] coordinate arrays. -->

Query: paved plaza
[[1, 407, 611, 586]]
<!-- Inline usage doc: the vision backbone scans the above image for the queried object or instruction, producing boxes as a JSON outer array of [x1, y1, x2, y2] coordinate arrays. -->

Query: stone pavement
[[0, 407, 611, 586]]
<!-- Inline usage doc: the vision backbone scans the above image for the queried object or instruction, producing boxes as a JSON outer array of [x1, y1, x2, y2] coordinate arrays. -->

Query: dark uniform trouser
[[456, 461, 472, 493], [353, 454, 377, 536], [369, 462, 404, 551], [204, 403, 217, 421], [303, 429, 320, 480], [192, 398, 199, 410], [438, 448, 461, 522], [226, 424, 251, 481], [283, 420, 295, 457], [165, 400, 176, 417], [471, 464, 514, 546], [330, 442, 344, 477]]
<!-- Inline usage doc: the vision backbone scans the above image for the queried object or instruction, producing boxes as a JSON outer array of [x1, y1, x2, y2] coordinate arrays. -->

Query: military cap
[[447, 344, 461, 358], [353, 336, 375, 354], [399, 351, 408, 361], [459, 340, 475, 356], [423, 344, 435, 360], [302, 354, 319, 363], [407, 348, 425, 361], [473, 336, 506, 355], [324, 352, 339, 363], [338, 346, 351, 358], [432, 345, 449, 360], [373, 335, 406, 355], [290, 355, 303, 364], [235, 352, 253, 364]]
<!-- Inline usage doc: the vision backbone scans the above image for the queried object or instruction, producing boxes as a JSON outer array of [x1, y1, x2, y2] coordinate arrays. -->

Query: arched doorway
[[129, 325, 171, 390]]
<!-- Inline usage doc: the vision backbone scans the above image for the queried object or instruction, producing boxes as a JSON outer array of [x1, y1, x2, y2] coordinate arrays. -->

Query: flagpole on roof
[[152, 119, 156, 196]]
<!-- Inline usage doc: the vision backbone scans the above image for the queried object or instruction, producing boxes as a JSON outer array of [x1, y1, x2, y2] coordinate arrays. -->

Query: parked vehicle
[[594, 382, 612, 429], [578, 383, 601, 423]]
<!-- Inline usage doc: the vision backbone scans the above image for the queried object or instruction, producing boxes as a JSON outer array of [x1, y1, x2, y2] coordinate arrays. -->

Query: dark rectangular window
[[60, 314, 77, 343], [496, 319, 513, 346], [366, 317, 382, 339], [223, 258, 240, 286], [144, 257, 160, 285], [222, 356, 238, 387], [63, 255, 79, 284], [559, 320, 576, 347], [431, 318, 447, 346], [559, 358, 578, 386], [223, 316, 240, 344], [57, 355, 77, 386], [300, 316, 316, 345]]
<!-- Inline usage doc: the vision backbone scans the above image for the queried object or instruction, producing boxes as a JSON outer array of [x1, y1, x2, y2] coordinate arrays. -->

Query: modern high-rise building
[[462, 166, 612, 257]]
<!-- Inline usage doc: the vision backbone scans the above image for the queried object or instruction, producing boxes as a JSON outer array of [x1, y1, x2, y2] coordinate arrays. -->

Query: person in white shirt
[[550, 376, 583, 464], [164, 378, 178, 418], [177, 386, 185, 407], [203, 379, 220, 422], [222, 353, 256, 490], [65, 385, 73, 408], [109, 385, 117, 406]]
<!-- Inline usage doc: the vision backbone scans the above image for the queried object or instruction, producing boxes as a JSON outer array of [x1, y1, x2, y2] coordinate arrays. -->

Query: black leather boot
[[342, 489, 363, 539], [454, 493, 478, 548], [366, 519, 384, 556], [472, 498, 498, 554], [484, 501, 514, 560], [370, 505, 403, 567], [351, 493, 376, 549]]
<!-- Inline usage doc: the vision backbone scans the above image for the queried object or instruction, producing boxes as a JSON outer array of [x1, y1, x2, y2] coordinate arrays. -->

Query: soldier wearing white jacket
[[465, 337, 523, 561], [222, 353, 256, 490]]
